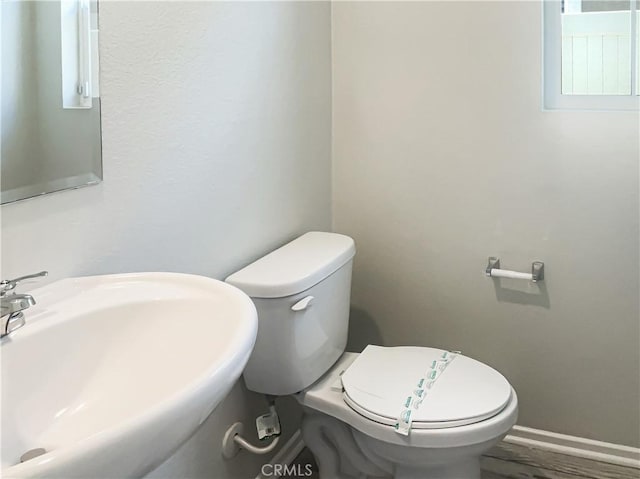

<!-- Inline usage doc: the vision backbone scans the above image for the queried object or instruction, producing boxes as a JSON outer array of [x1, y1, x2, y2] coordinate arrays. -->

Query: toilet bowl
[[226, 232, 518, 479], [296, 351, 518, 479]]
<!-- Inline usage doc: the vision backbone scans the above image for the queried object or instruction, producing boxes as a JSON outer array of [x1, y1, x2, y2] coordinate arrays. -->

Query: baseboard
[[255, 429, 305, 479], [504, 425, 640, 469], [259, 425, 640, 473]]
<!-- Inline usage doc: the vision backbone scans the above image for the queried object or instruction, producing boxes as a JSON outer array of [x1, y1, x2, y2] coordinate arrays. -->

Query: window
[[543, 0, 640, 110]]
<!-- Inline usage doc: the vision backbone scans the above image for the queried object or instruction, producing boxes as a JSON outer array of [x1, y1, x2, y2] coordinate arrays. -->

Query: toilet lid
[[341, 345, 512, 429]]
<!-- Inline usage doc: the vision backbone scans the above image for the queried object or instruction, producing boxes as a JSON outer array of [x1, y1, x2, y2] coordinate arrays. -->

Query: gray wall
[[332, 1, 640, 447], [1, 1, 331, 476]]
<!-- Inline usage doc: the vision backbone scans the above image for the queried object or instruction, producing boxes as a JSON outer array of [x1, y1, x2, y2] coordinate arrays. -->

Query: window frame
[[543, 0, 640, 111]]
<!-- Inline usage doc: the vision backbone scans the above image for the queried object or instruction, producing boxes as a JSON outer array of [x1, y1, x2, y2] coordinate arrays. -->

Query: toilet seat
[[341, 345, 512, 429], [297, 351, 519, 449]]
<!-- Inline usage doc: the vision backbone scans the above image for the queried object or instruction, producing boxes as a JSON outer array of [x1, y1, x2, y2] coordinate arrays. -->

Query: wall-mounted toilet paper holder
[[485, 257, 544, 282]]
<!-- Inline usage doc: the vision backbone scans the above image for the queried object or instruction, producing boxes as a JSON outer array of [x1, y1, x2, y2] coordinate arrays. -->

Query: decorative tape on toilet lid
[[341, 346, 512, 429], [394, 350, 458, 435]]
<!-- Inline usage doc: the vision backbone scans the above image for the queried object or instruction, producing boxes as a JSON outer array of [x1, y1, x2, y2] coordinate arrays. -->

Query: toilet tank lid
[[225, 232, 356, 298]]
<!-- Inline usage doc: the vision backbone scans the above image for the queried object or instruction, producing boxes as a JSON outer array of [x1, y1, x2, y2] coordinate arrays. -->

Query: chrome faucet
[[1, 271, 48, 338]]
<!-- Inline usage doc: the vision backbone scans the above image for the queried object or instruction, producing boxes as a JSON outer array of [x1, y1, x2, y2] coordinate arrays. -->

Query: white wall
[[332, 1, 640, 447], [1, 1, 331, 476]]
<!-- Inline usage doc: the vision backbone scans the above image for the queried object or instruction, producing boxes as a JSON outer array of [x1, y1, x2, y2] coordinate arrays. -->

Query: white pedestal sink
[[1, 273, 258, 478]]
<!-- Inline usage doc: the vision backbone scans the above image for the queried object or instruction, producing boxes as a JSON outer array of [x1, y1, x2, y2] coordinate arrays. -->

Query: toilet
[[225, 232, 518, 479]]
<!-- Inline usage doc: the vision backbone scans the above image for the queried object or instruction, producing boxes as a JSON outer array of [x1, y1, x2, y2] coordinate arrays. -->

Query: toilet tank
[[225, 232, 355, 395]]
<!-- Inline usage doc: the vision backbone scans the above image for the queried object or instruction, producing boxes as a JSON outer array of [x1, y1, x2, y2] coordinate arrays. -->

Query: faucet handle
[[0, 271, 48, 295]]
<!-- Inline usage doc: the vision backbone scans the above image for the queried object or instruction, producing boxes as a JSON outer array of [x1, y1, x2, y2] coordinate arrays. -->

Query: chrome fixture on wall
[[485, 257, 544, 282]]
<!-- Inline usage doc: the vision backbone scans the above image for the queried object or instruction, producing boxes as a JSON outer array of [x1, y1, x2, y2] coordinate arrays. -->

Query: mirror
[[1, 0, 102, 204]]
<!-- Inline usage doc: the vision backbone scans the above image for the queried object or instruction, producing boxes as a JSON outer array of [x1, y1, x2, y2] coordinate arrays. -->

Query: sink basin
[[1, 272, 258, 478]]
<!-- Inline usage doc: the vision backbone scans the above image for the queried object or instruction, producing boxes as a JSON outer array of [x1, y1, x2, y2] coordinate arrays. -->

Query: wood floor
[[481, 443, 638, 479], [288, 442, 639, 479]]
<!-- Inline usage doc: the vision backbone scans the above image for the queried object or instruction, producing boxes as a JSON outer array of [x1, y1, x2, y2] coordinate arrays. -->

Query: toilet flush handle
[[291, 296, 314, 312]]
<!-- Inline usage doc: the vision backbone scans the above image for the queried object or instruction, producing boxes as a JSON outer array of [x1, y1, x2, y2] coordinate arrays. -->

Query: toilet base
[[301, 413, 391, 479], [301, 412, 496, 479]]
